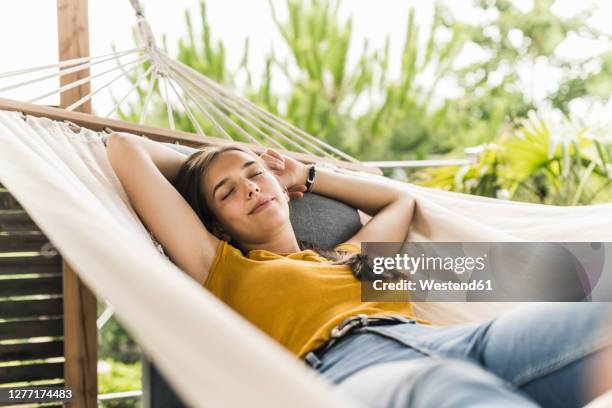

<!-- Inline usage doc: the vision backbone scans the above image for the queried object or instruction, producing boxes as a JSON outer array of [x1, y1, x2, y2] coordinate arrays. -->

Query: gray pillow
[[162, 143, 362, 249], [289, 193, 361, 249]]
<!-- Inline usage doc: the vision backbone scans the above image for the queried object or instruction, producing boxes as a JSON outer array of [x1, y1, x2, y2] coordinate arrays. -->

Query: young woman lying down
[[107, 132, 612, 408]]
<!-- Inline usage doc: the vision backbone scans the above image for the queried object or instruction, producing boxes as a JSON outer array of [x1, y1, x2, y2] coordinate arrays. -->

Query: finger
[[288, 192, 304, 200], [270, 158, 285, 170], [265, 148, 279, 157], [267, 149, 285, 161], [288, 185, 307, 193], [262, 155, 282, 168], [260, 148, 275, 157], [261, 152, 284, 165], [267, 161, 284, 171], [260, 148, 277, 158]]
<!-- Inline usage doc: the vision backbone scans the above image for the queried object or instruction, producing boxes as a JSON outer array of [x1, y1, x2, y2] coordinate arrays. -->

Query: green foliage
[[96, 300, 142, 407], [414, 110, 612, 205], [98, 359, 142, 408], [98, 316, 141, 364], [97, 299, 140, 364], [116, 0, 610, 165]]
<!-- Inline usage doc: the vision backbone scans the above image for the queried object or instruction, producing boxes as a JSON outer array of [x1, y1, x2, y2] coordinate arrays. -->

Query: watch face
[[306, 166, 316, 191], [308, 166, 316, 182]]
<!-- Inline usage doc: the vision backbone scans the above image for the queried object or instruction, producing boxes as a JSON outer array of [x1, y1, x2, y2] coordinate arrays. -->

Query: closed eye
[[221, 188, 235, 200], [221, 172, 262, 200]]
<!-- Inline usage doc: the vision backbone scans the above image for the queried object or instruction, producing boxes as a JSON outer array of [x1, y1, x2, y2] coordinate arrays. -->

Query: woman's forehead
[[212, 150, 257, 172], [203, 150, 260, 186]]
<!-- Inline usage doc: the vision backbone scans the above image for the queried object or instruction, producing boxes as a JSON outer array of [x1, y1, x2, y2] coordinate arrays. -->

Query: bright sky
[[0, 0, 610, 117]]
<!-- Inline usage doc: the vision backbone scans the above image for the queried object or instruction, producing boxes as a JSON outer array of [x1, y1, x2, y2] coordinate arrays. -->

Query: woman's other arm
[[261, 149, 416, 244], [106, 133, 219, 284]]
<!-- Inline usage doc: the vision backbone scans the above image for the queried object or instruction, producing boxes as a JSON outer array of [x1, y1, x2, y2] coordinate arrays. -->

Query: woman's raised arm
[[261, 149, 416, 245], [106, 133, 219, 285]]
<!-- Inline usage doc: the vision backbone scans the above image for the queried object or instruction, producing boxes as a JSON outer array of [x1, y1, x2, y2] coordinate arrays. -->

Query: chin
[[259, 208, 289, 229], [266, 210, 289, 225]]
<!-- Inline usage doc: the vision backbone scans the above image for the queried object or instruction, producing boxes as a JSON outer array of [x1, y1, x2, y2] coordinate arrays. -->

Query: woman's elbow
[[106, 132, 135, 149], [106, 133, 141, 173], [395, 192, 416, 208], [106, 133, 142, 161]]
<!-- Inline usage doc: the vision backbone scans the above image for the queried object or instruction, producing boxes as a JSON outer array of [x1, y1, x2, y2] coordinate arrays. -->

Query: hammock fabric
[[1, 111, 611, 407]]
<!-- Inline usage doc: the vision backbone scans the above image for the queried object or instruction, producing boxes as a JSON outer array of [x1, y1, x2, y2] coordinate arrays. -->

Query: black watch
[[305, 165, 317, 192]]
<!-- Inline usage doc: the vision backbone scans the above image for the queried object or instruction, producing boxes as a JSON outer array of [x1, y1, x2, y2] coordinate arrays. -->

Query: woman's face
[[202, 150, 290, 245]]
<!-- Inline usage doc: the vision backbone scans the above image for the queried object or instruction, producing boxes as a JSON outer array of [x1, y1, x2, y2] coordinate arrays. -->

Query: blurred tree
[[451, 0, 612, 135], [116, 0, 469, 161], [414, 109, 612, 205], [116, 0, 611, 165]]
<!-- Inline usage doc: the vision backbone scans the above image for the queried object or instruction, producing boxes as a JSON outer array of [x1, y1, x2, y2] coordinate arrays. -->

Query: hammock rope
[[67, 58, 147, 112], [28, 55, 149, 104], [139, 66, 159, 124], [0, 48, 143, 80], [0, 0, 360, 164], [0, 48, 141, 94], [168, 58, 330, 155], [105, 65, 155, 118], [166, 74, 207, 136], [168, 65, 287, 147], [160, 74, 175, 130]]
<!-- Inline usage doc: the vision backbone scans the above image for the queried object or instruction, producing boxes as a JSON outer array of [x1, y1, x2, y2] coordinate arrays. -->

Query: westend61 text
[[372, 279, 494, 292]]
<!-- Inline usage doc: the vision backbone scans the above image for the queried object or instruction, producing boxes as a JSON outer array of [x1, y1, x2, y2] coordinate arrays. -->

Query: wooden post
[[57, 0, 92, 112], [57, 1, 98, 407]]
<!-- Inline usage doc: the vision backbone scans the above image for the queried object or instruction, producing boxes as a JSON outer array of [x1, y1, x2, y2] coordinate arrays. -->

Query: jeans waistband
[[304, 314, 414, 369]]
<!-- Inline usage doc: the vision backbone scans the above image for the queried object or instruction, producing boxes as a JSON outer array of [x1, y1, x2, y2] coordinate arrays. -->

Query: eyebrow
[[212, 160, 257, 199]]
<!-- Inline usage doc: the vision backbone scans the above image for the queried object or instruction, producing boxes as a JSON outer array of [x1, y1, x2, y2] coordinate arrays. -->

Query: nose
[[245, 179, 260, 198]]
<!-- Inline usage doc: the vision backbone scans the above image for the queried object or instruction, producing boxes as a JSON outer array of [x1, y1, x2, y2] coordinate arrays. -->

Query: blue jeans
[[304, 303, 612, 407]]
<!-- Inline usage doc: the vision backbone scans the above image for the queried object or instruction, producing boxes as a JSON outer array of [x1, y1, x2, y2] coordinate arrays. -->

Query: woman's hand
[[260, 148, 308, 200]]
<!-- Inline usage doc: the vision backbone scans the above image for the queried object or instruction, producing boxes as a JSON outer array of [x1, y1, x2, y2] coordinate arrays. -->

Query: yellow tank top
[[203, 240, 416, 358]]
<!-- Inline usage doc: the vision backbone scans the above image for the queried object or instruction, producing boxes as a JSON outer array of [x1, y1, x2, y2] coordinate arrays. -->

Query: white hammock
[[1, 1, 611, 406], [1, 111, 611, 407], [0, 111, 359, 407]]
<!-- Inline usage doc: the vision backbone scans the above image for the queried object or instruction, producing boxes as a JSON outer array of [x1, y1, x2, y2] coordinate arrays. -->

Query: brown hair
[[172, 144, 396, 281]]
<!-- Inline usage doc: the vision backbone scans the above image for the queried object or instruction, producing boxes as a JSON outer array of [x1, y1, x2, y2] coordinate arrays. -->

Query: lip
[[249, 198, 274, 215]]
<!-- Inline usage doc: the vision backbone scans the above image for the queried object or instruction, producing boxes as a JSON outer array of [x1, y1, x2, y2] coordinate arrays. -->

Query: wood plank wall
[[0, 184, 65, 408]]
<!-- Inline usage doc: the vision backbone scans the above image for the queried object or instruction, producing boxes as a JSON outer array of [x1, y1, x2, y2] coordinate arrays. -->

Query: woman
[[106, 132, 612, 408]]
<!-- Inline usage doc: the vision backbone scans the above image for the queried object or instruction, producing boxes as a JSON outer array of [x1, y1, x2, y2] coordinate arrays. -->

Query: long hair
[[172, 144, 396, 281]]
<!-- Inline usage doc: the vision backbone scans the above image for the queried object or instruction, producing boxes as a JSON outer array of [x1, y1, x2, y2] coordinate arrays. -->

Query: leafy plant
[[98, 359, 142, 408], [414, 109, 612, 205]]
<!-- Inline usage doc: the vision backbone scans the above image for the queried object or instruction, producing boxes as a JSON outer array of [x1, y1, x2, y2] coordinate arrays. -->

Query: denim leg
[[479, 303, 612, 408], [337, 358, 539, 408], [313, 304, 612, 407]]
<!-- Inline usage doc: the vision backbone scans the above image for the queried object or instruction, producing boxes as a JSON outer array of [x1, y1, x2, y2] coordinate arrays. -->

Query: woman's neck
[[243, 225, 301, 255]]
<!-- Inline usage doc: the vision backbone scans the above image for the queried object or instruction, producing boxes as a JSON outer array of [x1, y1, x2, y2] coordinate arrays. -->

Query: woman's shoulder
[[203, 240, 249, 287]]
